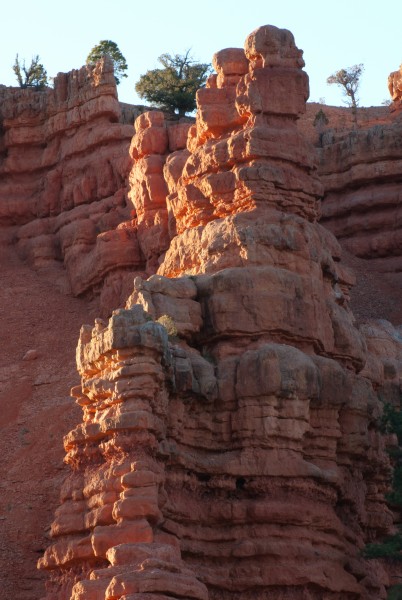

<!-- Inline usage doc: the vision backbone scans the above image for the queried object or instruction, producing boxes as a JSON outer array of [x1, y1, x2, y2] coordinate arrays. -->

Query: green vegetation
[[363, 532, 402, 561], [379, 404, 402, 510], [363, 403, 402, 597], [387, 584, 402, 600], [327, 64, 364, 113], [135, 50, 211, 116], [86, 40, 128, 85], [13, 55, 48, 89]]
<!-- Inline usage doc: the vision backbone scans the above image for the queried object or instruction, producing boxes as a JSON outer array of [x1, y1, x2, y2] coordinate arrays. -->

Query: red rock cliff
[[298, 67, 402, 323], [0, 56, 190, 600], [318, 114, 402, 277], [0, 57, 145, 314], [0, 60, 194, 315], [38, 26, 402, 600]]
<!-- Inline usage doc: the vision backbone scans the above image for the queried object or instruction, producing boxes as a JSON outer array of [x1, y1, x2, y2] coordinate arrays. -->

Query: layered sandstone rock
[[128, 111, 191, 272], [39, 25, 402, 600], [38, 305, 211, 600], [0, 63, 195, 315], [0, 58, 145, 313], [309, 65, 402, 285], [318, 116, 402, 281]]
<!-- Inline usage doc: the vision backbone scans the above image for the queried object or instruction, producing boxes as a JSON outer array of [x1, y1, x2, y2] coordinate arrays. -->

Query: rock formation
[[0, 57, 145, 314], [318, 111, 402, 292], [388, 63, 402, 110], [298, 103, 391, 144], [301, 65, 402, 314], [37, 25, 402, 600], [128, 111, 192, 273], [0, 59, 195, 316]]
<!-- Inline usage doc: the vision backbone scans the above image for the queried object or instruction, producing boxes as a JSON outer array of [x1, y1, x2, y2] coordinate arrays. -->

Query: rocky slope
[[0, 228, 98, 600], [33, 26, 402, 600]]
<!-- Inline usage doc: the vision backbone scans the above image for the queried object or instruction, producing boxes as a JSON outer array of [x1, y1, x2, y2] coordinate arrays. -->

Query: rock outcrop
[[298, 103, 391, 144], [388, 63, 402, 111], [318, 114, 402, 285], [304, 66, 402, 303], [39, 25, 402, 600], [0, 61, 194, 315], [128, 111, 192, 273], [0, 58, 145, 313]]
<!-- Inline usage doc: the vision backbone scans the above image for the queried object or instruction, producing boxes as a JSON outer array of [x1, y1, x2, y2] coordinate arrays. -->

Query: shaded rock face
[[313, 66, 402, 297], [39, 25, 402, 600], [0, 235, 100, 600], [0, 58, 147, 314], [298, 103, 392, 145], [318, 116, 402, 285]]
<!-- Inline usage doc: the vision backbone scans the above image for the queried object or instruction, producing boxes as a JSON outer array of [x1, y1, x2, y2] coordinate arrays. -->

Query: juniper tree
[[135, 51, 211, 116], [327, 64, 364, 113], [13, 55, 48, 89]]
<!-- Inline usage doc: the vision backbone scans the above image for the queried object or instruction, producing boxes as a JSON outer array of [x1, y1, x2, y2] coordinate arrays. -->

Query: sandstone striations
[[318, 112, 402, 297], [38, 25, 402, 600], [0, 57, 145, 314], [304, 65, 402, 311], [128, 111, 191, 273]]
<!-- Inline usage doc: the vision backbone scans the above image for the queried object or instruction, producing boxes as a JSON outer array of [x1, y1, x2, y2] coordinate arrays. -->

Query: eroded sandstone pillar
[[41, 25, 398, 600]]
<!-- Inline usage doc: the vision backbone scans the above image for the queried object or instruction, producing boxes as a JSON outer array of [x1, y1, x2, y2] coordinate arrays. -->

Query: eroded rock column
[[39, 306, 208, 600], [41, 25, 399, 600]]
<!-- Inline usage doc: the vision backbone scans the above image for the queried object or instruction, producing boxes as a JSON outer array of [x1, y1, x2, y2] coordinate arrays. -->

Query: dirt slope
[[0, 228, 98, 600]]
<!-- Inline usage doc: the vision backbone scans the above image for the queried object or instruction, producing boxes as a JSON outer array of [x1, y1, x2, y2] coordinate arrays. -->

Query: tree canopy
[[13, 55, 48, 89], [135, 51, 212, 116], [327, 64, 364, 111], [86, 40, 128, 85]]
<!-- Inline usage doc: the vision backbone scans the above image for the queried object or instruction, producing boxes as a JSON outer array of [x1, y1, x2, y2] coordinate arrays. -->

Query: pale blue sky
[[1, 0, 401, 108]]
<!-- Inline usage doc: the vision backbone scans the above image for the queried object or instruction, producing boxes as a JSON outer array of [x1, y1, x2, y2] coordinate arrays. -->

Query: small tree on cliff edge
[[86, 40, 128, 85], [327, 64, 364, 116], [135, 51, 211, 116], [13, 55, 48, 89]]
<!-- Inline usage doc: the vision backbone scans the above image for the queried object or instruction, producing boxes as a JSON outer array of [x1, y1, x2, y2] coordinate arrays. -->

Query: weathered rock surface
[[298, 102, 392, 144], [128, 111, 191, 272], [388, 63, 402, 111], [318, 116, 402, 282], [39, 25, 402, 600], [0, 58, 147, 315], [298, 66, 402, 289]]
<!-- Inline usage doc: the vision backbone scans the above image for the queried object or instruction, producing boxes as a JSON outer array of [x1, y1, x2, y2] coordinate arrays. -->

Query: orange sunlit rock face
[[37, 25, 402, 600], [128, 111, 191, 272], [388, 63, 402, 106]]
